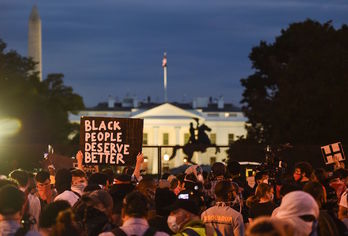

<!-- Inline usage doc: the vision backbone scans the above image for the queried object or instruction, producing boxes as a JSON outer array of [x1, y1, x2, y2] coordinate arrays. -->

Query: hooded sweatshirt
[[272, 191, 319, 236]]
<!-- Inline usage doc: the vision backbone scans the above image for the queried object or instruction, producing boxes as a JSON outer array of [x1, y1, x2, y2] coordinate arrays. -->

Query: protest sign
[[42, 153, 74, 170], [80, 116, 143, 166], [321, 142, 346, 165]]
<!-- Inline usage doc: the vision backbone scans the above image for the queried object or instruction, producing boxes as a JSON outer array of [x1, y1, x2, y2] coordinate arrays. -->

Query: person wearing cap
[[148, 187, 177, 234], [167, 198, 207, 236], [201, 180, 244, 236]]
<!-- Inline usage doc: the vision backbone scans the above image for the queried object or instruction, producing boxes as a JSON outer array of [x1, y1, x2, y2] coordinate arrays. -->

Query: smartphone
[[178, 193, 189, 200]]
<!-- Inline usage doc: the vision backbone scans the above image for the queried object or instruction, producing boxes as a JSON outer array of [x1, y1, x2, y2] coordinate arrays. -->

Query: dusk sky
[[1, 0, 347, 107]]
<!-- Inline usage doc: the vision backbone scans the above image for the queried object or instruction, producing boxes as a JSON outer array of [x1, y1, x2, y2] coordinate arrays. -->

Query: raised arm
[[133, 152, 144, 181]]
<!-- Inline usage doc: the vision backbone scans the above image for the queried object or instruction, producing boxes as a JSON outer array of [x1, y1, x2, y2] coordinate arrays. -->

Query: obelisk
[[28, 5, 42, 81], [162, 52, 168, 103]]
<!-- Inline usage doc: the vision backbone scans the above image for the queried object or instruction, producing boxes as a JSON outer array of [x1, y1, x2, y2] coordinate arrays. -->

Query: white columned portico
[[152, 126, 159, 174], [174, 126, 182, 167]]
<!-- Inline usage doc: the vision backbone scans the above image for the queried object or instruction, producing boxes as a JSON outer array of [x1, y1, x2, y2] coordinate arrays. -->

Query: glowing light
[[183, 158, 188, 163], [0, 118, 21, 138], [163, 153, 170, 161], [144, 157, 148, 163]]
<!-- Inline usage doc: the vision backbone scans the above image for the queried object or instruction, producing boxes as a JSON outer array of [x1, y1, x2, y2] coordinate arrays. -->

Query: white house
[[69, 97, 247, 174]]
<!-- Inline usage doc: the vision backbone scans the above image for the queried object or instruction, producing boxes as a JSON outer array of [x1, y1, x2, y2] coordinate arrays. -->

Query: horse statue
[[169, 121, 220, 164]]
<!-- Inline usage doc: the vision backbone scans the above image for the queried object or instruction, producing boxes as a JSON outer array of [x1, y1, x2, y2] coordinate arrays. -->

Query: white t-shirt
[[54, 190, 80, 206], [99, 218, 168, 236], [28, 193, 41, 230], [19, 187, 40, 230], [339, 190, 348, 208]]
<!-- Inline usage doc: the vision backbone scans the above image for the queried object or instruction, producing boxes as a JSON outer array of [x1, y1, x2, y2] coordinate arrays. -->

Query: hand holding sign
[[76, 150, 83, 163], [136, 152, 144, 165], [76, 150, 83, 170], [134, 152, 144, 181], [321, 142, 346, 165], [80, 117, 143, 166]]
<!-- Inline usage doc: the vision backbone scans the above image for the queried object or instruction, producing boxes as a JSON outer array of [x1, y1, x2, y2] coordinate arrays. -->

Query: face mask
[[38, 184, 51, 200], [293, 173, 302, 182], [167, 215, 180, 233], [72, 182, 87, 193]]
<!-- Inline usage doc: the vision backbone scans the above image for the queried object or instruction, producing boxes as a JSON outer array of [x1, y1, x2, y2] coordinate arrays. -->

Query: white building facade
[[70, 99, 247, 174]]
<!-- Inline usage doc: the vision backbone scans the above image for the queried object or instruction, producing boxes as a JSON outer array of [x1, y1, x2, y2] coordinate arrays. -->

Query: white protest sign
[[321, 142, 345, 165]]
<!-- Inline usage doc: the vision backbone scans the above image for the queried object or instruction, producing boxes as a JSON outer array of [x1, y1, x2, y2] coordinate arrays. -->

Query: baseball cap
[[167, 199, 200, 215]]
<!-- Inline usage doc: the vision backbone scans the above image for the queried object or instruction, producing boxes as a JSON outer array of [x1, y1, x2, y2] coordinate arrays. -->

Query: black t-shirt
[[248, 201, 277, 219]]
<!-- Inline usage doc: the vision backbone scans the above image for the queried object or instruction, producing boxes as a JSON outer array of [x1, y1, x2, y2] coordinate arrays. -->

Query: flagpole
[[163, 52, 168, 103]]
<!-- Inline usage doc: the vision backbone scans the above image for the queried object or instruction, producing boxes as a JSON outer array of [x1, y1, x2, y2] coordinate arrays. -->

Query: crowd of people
[[0, 151, 348, 236]]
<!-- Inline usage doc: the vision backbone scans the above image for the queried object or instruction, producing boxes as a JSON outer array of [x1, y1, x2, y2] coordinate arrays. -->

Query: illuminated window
[[228, 133, 234, 144], [143, 133, 148, 145], [163, 133, 169, 145], [184, 133, 190, 144], [143, 156, 148, 172], [210, 133, 216, 144]]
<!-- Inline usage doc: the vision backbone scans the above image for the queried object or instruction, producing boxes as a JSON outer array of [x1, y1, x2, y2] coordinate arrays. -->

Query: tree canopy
[[241, 19, 348, 145], [0, 39, 84, 173]]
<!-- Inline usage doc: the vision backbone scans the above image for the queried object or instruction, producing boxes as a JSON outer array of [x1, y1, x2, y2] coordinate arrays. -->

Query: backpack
[[15, 214, 37, 236]]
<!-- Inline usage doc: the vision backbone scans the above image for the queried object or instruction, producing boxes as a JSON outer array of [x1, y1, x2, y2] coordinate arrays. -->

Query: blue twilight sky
[[1, 0, 347, 107]]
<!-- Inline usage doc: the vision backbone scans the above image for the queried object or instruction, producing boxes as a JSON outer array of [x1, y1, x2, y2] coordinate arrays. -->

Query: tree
[[241, 19, 348, 145], [0, 39, 84, 173]]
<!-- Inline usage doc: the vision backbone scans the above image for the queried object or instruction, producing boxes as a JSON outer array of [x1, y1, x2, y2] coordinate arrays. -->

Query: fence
[[142, 145, 230, 177]]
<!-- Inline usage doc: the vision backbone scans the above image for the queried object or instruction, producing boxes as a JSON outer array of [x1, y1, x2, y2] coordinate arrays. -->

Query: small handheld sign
[[321, 142, 346, 165], [80, 116, 143, 166]]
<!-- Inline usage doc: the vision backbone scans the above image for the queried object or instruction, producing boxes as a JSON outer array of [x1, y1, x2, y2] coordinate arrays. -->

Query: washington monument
[[28, 5, 42, 81]]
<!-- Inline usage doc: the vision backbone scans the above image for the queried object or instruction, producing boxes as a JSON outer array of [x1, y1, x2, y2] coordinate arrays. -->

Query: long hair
[[51, 209, 82, 236], [246, 183, 272, 208]]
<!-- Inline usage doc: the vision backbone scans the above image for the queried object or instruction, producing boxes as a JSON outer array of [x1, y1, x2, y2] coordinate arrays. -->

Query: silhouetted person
[[189, 122, 196, 144]]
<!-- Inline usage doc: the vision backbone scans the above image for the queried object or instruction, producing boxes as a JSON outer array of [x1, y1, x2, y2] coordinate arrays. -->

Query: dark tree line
[[0, 39, 84, 173], [229, 20, 348, 166]]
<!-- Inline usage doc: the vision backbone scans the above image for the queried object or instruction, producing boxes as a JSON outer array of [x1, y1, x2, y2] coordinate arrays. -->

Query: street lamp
[[0, 118, 21, 139], [163, 153, 170, 161]]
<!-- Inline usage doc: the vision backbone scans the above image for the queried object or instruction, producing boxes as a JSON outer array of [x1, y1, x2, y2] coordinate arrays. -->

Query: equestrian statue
[[169, 118, 220, 164]]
